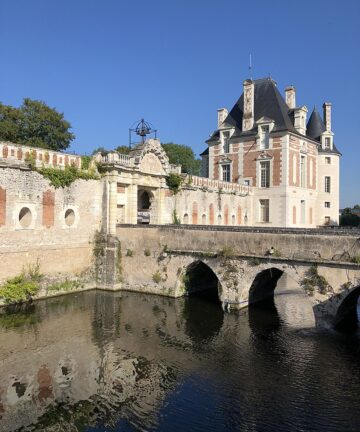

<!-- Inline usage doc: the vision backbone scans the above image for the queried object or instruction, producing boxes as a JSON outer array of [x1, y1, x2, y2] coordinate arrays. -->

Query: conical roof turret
[[306, 107, 325, 141]]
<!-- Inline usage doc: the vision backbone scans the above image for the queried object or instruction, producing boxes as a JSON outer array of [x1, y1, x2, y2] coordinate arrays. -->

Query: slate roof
[[306, 108, 325, 141]]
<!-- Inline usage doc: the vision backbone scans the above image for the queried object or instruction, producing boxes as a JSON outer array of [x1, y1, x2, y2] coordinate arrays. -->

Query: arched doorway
[[334, 285, 360, 332], [137, 190, 152, 224]]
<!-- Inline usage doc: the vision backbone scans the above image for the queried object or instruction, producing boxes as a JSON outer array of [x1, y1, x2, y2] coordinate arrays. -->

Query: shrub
[[350, 255, 360, 264], [37, 165, 99, 188], [152, 271, 162, 284], [172, 210, 181, 225], [165, 173, 183, 195], [301, 265, 331, 295], [126, 249, 134, 257], [144, 248, 151, 257], [47, 279, 82, 292], [0, 274, 39, 304], [218, 245, 235, 259]]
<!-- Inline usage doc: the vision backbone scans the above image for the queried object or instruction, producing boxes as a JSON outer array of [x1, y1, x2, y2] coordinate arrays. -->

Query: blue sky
[[1, 0, 359, 206]]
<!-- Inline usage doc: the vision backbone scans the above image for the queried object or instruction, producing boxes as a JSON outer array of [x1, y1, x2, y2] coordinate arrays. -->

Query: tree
[[115, 145, 131, 154], [0, 98, 74, 151], [161, 142, 201, 175]]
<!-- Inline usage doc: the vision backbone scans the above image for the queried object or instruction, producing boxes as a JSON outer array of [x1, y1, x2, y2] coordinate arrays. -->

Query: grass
[[152, 271, 162, 284]]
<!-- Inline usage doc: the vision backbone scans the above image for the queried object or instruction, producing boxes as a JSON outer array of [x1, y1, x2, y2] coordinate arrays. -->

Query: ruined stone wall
[[0, 166, 103, 282]]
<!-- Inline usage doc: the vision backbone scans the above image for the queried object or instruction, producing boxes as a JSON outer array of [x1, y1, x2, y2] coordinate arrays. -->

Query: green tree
[[115, 145, 131, 154], [91, 147, 108, 155], [340, 213, 360, 227], [161, 142, 201, 175], [0, 98, 75, 151]]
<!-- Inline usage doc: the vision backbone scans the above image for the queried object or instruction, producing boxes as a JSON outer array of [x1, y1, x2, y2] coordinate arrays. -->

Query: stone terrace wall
[[0, 166, 103, 281]]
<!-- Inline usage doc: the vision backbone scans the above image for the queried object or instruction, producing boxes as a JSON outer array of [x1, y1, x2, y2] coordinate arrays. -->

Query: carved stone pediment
[[218, 157, 232, 164], [256, 151, 273, 160], [130, 139, 170, 175]]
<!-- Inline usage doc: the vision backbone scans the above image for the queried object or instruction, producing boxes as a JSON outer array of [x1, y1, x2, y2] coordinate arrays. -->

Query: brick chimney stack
[[285, 86, 296, 109]]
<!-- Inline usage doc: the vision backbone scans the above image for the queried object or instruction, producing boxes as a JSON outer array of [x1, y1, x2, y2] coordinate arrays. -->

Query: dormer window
[[325, 137, 331, 150], [260, 126, 270, 149], [222, 131, 230, 153]]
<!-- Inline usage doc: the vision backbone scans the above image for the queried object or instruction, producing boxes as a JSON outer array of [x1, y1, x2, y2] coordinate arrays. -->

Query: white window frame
[[222, 163, 231, 182], [325, 176, 331, 193], [259, 199, 270, 223], [300, 155, 306, 188], [259, 160, 270, 188], [260, 125, 270, 149]]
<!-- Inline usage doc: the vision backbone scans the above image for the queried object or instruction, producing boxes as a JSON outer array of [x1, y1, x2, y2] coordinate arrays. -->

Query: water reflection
[[0, 288, 359, 432]]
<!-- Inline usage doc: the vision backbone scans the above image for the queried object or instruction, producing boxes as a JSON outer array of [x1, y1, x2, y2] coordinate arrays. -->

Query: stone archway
[[334, 285, 360, 332], [183, 260, 222, 304], [137, 189, 153, 224]]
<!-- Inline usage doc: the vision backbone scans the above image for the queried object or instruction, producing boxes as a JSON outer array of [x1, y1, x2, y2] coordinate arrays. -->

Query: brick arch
[[209, 203, 214, 225], [192, 202, 198, 225]]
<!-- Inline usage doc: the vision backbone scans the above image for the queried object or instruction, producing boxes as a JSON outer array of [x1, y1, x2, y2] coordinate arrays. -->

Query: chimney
[[323, 102, 332, 131], [242, 79, 254, 131], [217, 108, 228, 128], [285, 86, 296, 109], [293, 106, 308, 135]]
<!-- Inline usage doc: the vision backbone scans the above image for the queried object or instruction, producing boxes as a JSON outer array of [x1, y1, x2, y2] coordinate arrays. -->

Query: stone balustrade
[[0, 141, 81, 169], [187, 175, 252, 195]]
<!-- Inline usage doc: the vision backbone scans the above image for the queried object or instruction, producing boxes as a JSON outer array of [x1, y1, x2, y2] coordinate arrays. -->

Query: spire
[[306, 107, 325, 141]]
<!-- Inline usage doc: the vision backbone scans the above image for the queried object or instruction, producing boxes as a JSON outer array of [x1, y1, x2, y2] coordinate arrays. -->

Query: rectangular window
[[259, 199, 270, 222], [325, 137, 331, 149], [300, 155, 306, 188], [325, 157, 331, 164], [260, 125, 270, 149], [260, 161, 270, 188], [324, 216, 330, 225], [222, 164, 231, 182], [223, 132, 230, 153], [325, 176, 331, 193], [244, 179, 250, 186], [325, 202, 331, 208]]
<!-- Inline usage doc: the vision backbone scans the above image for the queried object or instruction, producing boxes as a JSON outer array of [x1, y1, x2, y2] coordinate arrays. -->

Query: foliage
[[301, 265, 331, 295], [162, 142, 201, 175], [81, 155, 92, 170], [165, 173, 183, 195], [125, 249, 134, 257], [91, 146, 109, 156], [218, 245, 236, 259], [144, 248, 151, 256], [340, 212, 360, 227], [249, 257, 261, 266], [47, 279, 83, 292], [172, 209, 181, 225], [37, 164, 99, 188], [0, 309, 41, 330], [28, 258, 43, 282], [152, 271, 162, 284], [115, 145, 131, 154], [0, 274, 39, 304], [0, 98, 74, 150], [350, 255, 360, 264], [24, 150, 37, 169]]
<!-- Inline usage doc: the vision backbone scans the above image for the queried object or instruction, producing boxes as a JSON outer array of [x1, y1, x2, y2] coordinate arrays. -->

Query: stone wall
[[0, 166, 103, 283]]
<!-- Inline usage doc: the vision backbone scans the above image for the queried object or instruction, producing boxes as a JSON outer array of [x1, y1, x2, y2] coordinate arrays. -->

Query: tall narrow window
[[300, 155, 306, 188], [325, 157, 331, 164], [222, 164, 231, 182], [260, 125, 270, 149], [223, 132, 230, 153], [325, 137, 331, 149], [260, 161, 270, 188], [259, 199, 270, 222], [325, 176, 331, 193]]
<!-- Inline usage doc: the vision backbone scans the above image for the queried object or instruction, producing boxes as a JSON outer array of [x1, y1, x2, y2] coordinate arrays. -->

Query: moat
[[0, 276, 360, 432]]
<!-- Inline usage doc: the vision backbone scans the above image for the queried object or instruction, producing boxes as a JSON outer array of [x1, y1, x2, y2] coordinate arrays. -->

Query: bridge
[[98, 225, 360, 331]]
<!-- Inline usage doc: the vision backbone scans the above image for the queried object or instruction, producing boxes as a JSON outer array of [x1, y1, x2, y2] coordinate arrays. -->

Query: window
[[325, 176, 331, 193], [325, 202, 331, 208], [325, 137, 331, 149], [223, 132, 230, 153], [300, 155, 306, 188], [325, 157, 331, 164], [260, 125, 270, 149], [260, 161, 270, 188], [259, 199, 270, 222], [324, 216, 330, 225], [244, 179, 250, 186], [222, 164, 231, 182]]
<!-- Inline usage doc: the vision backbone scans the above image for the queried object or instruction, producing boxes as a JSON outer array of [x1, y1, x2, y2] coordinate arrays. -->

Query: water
[[0, 280, 360, 432]]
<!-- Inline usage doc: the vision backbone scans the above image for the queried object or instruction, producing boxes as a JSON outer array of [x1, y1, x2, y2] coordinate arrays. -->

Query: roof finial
[[249, 53, 252, 80]]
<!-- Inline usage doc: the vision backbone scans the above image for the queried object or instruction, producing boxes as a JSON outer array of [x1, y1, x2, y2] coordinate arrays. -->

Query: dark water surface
[[0, 287, 360, 432]]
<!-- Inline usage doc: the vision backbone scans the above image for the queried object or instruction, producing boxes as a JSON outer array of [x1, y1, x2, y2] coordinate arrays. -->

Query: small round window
[[19, 207, 32, 228], [65, 209, 75, 226]]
